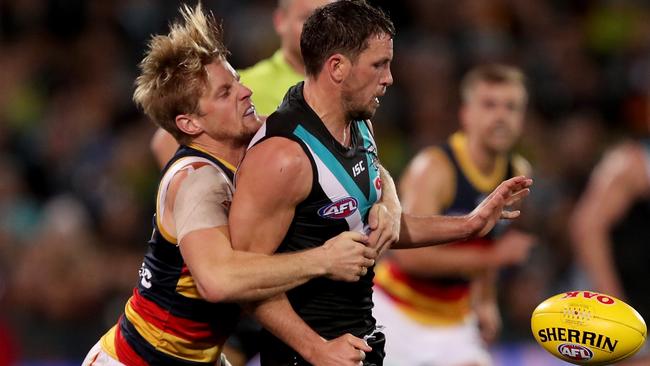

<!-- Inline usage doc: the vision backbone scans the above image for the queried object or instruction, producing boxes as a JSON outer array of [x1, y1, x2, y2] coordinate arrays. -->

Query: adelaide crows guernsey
[[99, 145, 241, 366], [247, 82, 382, 339], [375, 132, 522, 325]]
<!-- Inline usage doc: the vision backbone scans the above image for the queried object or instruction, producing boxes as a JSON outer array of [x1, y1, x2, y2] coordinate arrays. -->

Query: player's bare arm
[[570, 143, 650, 298], [229, 137, 374, 365], [393, 148, 534, 275], [391, 147, 532, 248], [165, 162, 373, 304]]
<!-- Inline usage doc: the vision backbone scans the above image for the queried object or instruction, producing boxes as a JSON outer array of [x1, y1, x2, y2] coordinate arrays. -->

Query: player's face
[[461, 81, 526, 154], [342, 32, 394, 121], [196, 59, 262, 146], [275, 0, 332, 66]]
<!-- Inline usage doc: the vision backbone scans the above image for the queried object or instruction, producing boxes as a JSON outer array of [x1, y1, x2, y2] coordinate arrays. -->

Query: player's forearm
[[214, 249, 327, 302], [392, 213, 474, 249], [251, 294, 325, 363]]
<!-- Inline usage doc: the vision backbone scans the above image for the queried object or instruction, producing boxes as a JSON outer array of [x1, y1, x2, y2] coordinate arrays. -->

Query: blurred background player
[[373, 64, 536, 366], [150, 0, 333, 168], [82, 4, 376, 366], [570, 132, 650, 366]]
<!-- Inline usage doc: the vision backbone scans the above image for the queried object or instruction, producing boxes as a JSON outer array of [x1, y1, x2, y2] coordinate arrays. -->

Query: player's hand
[[466, 176, 532, 237], [321, 231, 376, 282], [492, 229, 536, 266], [476, 300, 502, 344], [307, 333, 372, 366], [367, 202, 401, 258]]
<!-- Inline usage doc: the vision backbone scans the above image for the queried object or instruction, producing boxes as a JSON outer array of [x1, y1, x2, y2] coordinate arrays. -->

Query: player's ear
[[326, 53, 350, 83], [176, 114, 203, 137], [272, 7, 287, 36]]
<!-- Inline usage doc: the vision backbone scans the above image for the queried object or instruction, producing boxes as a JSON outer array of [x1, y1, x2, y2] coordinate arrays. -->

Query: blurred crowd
[[0, 0, 648, 364]]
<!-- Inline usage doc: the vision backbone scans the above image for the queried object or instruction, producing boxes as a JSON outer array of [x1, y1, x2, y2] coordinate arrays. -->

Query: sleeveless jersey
[[611, 139, 650, 321], [247, 82, 382, 339], [374, 132, 516, 325], [99, 145, 241, 366]]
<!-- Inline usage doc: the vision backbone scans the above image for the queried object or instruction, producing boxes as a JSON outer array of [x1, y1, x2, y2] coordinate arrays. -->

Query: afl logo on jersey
[[318, 197, 358, 219]]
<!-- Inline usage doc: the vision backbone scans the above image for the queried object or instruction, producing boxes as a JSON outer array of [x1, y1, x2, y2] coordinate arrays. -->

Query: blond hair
[[460, 64, 527, 103], [133, 3, 227, 144]]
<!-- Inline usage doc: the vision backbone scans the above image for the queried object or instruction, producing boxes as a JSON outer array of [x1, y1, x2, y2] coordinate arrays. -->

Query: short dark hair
[[300, 0, 395, 76]]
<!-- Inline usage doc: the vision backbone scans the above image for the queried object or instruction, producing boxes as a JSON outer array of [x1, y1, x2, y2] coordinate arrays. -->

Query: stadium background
[[0, 0, 648, 365]]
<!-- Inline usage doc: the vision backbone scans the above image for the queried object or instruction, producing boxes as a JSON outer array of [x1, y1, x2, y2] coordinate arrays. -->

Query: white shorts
[[373, 288, 492, 366], [81, 341, 232, 366], [81, 342, 125, 366]]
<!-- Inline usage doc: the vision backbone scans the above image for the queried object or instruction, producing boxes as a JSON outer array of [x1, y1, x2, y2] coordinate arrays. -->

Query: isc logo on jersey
[[318, 197, 358, 219]]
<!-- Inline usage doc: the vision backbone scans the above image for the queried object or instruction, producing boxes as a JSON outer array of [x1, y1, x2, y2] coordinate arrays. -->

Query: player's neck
[[282, 48, 305, 76], [303, 78, 348, 145], [467, 137, 502, 175], [189, 136, 246, 170]]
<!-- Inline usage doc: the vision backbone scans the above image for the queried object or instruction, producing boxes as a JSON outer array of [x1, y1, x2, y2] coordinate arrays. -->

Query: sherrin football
[[531, 290, 647, 365]]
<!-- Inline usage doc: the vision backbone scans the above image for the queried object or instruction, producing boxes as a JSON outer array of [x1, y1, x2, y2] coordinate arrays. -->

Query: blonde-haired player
[[81, 4, 376, 365]]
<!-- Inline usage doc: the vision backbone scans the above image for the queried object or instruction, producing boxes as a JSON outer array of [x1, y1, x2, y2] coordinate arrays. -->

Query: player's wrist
[[306, 246, 329, 278], [295, 333, 327, 363], [461, 214, 480, 239]]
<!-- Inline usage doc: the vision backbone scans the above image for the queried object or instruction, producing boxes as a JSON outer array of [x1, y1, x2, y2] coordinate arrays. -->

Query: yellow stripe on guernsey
[[176, 271, 202, 299], [100, 325, 119, 360], [374, 264, 471, 325], [187, 144, 236, 173], [450, 132, 507, 192], [124, 301, 220, 363]]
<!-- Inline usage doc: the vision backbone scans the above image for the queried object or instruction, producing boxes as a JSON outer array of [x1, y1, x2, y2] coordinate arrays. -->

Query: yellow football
[[531, 290, 647, 365]]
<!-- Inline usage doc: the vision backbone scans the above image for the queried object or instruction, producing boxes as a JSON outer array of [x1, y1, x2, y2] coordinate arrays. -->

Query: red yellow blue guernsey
[[99, 145, 241, 365], [374, 132, 523, 325]]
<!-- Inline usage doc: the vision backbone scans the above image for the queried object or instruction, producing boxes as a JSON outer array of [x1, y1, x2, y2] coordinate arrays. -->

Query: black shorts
[[259, 330, 386, 366]]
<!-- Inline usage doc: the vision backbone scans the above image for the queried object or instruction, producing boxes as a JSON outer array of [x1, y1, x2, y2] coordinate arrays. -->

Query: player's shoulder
[[246, 136, 309, 171], [404, 145, 455, 185], [413, 145, 454, 171]]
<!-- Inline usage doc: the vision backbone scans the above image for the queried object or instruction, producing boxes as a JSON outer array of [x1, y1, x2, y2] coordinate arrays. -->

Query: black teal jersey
[[247, 82, 382, 338], [99, 145, 240, 366]]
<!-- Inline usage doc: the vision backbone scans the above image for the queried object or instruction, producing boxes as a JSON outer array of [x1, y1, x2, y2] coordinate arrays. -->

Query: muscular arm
[[229, 137, 373, 364], [390, 148, 533, 275], [173, 164, 369, 303], [570, 143, 650, 298], [182, 226, 328, 302], [389, 148, 490, 275], [228, 137, 331, 361], [393, 162, 531, 249]]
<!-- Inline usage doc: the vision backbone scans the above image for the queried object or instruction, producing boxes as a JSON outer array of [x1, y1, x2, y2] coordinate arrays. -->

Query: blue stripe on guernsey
[[357, 122, 379, 204], [293, 125, 372, 219]]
